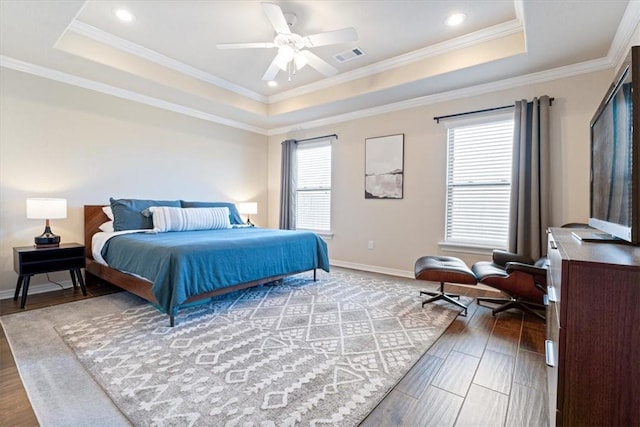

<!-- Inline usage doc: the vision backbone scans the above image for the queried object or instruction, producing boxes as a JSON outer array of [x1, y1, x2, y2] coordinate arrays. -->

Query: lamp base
[[34, 227, 60, 248], [35, 242, 61, 248]]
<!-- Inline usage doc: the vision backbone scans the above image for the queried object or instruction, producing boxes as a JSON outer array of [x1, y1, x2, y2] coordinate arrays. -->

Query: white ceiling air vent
[[333, 47, 365, 63]]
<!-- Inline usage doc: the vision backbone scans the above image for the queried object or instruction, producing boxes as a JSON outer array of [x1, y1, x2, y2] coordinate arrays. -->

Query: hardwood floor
[[0, 280, 121, 427], [0, 271, 548, 427], [0, 324, 37, 427], [361, 279, 549, 427]]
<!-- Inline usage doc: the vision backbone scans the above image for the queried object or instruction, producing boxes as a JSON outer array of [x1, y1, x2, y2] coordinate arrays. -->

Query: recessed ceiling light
[[267, 81, 278, 87], [445, 13, 466, 26], [113, 8, 135, 22]]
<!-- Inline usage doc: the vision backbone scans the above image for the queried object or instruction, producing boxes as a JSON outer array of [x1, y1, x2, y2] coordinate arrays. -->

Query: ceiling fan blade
[[305, 28, 358, 47], [217, 42, 276, 49], [300, 50, 338, 77], [262, 3, 291, 35], [262, 56, 282, 80]]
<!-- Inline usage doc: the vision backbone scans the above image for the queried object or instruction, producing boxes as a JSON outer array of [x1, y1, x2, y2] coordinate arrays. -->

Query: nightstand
[[13, 243, 86, 308]]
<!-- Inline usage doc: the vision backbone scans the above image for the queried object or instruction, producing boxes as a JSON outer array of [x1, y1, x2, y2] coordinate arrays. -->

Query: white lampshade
[[26, 198, 67, 219], [237, 202, 258, 215]]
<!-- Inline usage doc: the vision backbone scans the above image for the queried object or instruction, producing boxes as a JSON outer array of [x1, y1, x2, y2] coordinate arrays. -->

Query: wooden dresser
[[545, 228, 640, 426]]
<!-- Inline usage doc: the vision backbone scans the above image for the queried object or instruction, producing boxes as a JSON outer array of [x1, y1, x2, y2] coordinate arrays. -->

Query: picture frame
[[365, 134, 404, 199]]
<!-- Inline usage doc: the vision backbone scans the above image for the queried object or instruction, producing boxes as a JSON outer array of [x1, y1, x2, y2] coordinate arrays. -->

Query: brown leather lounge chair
[[415, 251, 547, 319], [472, 250, 547, 320]]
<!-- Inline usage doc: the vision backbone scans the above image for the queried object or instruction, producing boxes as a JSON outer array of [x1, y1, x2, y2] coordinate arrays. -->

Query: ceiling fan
[[217, 2, 358, 81]]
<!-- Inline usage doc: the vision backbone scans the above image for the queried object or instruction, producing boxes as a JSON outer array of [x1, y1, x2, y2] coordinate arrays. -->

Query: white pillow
[[102, 206, 114, 220], [149, 206, 231, 232], [98, 221, 114, 232]]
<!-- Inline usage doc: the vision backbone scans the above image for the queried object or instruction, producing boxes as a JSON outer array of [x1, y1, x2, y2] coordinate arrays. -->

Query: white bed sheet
[[91, 229, 146, 266]]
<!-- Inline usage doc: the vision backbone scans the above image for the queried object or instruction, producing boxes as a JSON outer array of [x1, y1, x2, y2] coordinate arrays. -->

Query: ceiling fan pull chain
[[288, 60, 298, 82]]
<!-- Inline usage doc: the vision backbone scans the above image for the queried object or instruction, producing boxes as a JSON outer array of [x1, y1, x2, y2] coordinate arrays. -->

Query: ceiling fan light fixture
[[294, 53, 308, 70], [280, 45, 295, 61], [274, 51, 291, 71]]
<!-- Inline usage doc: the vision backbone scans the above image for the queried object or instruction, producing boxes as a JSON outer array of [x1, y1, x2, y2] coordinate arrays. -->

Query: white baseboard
[[329, 259, 414, 278], [329, 259, 498, 292], [0, 280, 75, 301]]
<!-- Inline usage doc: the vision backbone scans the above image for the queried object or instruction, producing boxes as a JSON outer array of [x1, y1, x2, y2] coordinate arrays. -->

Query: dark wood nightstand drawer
[[13, 244, 85, 275]]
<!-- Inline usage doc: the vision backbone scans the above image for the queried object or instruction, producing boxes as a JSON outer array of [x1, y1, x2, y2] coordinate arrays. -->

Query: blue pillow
[[180, 201, 244, 225], [110, 198, 181, 231]]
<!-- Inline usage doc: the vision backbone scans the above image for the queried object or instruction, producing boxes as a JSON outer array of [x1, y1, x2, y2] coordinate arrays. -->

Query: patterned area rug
[[57, 270, 460, 426]]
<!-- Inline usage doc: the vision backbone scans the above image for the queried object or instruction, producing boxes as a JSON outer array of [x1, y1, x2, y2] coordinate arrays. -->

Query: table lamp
[[26, 198, 67, 247], [237, 202, 257, 226]]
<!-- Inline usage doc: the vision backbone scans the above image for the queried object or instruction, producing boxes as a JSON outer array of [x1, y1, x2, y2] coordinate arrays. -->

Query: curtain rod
[[433, 97, 554, 123], [296, 134, 338, 143]]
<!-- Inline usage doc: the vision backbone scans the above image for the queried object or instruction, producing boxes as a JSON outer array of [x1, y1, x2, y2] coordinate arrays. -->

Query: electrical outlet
[[368, 240, 374, 250]]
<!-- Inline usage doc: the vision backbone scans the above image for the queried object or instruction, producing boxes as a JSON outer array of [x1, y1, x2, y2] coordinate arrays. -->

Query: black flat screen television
[[589, 45, 639, 244]]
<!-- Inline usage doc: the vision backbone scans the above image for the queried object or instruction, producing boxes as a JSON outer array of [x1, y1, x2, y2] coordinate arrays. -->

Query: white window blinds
[[445, 117, 514, 248], [296, 139, 332, 232]]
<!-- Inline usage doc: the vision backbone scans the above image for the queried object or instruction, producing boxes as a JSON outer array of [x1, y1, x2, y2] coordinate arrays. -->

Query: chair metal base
[[421, 282, 467, 316], [477, 296, 545, 320]]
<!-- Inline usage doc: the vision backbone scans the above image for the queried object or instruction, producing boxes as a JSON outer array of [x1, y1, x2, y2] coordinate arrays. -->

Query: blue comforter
[[101, 227, 329, 316]]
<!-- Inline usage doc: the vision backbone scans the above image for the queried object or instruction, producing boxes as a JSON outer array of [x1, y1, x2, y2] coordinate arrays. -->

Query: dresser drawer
[[546, 297, 563, 426], [547, 237, 562, 295]]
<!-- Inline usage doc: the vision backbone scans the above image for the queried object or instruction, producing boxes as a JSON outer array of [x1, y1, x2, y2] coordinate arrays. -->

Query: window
[[445, 115, 514, 248], [296, 139, 332, 232]]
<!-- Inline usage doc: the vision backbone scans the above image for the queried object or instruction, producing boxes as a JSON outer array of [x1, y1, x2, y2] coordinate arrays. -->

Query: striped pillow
[[149, 206, 231, 232]]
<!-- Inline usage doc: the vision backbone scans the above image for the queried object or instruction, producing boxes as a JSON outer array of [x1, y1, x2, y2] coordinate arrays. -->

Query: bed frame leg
[[169, 315, 175, 327], [314, 269, 317, 281]]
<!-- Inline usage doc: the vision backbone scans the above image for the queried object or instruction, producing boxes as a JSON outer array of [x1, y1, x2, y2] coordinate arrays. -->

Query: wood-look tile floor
[[0, 270, 548, 427], [0, 280, 121, 427], [361, 275, 549, 427]]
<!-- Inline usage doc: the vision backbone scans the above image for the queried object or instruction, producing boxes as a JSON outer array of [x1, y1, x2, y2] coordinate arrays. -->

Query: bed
[[84, 204, 330, 326]]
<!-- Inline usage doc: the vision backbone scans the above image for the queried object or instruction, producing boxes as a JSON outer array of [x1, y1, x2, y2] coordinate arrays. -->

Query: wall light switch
[[368, 240, 374, 250]]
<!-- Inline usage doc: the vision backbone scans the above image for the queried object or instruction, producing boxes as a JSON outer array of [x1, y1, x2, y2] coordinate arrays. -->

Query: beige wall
[[0, 69, 268, 294], [267, 69, 613, 275], [0, 55, 628, 292]]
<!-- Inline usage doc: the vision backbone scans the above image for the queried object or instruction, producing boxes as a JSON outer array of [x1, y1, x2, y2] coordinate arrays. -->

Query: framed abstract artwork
[[365, 134, 404, 199]]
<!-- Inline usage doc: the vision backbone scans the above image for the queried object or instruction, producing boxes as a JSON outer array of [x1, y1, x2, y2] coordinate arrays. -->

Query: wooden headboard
[[84, 205, 109, 259]]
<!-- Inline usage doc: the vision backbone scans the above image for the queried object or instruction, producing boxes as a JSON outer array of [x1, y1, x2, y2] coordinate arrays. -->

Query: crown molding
[[34, 3, 634, 136], [1, 51, 615, 138], [65, 17, 524, 108], [0, 55, 268, 135], [267, 19, 524, 104], [267, 56, 613, 135], [609, 0, 640, 72], [513, 0, 525, 24], [65, 20, 268, 103]]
